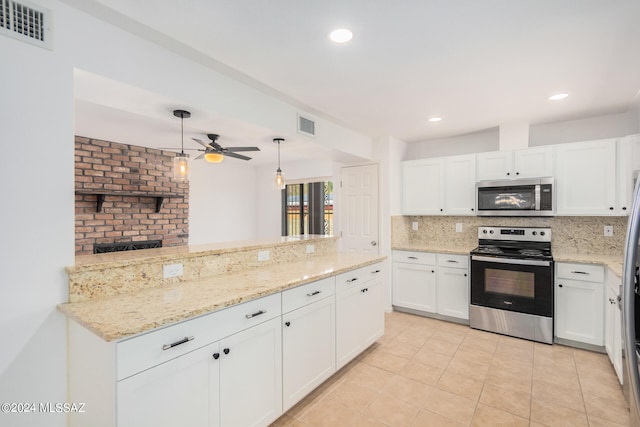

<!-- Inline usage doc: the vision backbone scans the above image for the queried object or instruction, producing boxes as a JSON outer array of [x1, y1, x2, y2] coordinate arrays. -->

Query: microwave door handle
[[535, 184, 541, 211]]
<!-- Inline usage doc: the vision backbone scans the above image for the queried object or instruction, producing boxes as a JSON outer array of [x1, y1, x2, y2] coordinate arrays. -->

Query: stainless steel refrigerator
[[623, 177, 640, 426]]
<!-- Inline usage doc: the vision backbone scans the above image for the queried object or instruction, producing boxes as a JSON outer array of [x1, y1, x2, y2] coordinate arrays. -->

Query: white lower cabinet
[[69, 263, 385, 427], [555, 263, 605, 346], [117, 342, 218, 427], [605, 269, 623, 384], [336, 263, 385, 369], [392, 251, 469, 321], [282, 279, 336, 411], [219, 317, 282, 427], [392, 251, 437, 312]]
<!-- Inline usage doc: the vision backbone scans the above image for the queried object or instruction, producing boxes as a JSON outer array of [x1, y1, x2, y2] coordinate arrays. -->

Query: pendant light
[[274, 138, 285, 189], [173, 109, 191, 182]]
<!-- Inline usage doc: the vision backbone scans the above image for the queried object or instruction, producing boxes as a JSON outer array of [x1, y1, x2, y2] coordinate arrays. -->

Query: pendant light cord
[[180, 115, 184, 155], [277, 140, 281, 170]]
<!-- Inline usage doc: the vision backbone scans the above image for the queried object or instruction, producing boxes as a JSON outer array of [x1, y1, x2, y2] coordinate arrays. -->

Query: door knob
[[371, 241, 377, 246]]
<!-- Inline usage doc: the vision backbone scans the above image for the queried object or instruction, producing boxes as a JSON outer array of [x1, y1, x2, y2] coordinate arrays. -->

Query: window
[[282, 181, 333, 236]]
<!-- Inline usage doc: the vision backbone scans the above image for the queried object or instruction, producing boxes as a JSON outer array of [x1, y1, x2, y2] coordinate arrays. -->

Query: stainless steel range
[[469, 226, 554, 344]]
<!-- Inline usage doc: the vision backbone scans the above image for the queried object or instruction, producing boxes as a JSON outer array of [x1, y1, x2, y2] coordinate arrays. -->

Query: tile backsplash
[[392, 215, 627, 256]]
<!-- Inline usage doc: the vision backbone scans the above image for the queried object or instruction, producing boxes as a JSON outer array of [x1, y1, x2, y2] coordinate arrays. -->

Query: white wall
[[0, 2, 371, 426], [529, 110, 639, 146], [404, 128, 499, 160], [188, 160, 258, 245]]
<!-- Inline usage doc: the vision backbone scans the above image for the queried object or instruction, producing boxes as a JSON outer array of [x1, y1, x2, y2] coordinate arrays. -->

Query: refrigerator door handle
[[622, 178, 640, 426]]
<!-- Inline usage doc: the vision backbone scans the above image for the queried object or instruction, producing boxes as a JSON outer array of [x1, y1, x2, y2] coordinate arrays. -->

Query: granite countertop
[[58, 252, 385, 342]]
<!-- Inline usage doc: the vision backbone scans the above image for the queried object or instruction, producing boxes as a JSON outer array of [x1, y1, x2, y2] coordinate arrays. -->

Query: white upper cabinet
[[402, 154, 476, 216], [444, 154, 476, 215], [555, 139, 617, 215], [402, 158, 445, 215], [617, 134, 640, 215], [476, 146, 554, 181]]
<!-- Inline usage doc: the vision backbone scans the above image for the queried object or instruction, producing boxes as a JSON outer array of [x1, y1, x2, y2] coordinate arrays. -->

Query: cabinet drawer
[[556, 263, 605, 283], [282, 277, 335, 313], [116, 293, 281, 380], [335, 262, 385, 290], [393, 251, 436, 265], [437, 253, 469, 269]]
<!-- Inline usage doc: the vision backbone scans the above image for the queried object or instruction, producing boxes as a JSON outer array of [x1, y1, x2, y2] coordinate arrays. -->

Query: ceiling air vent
[[297, 114, 316, 138], [0, 0, 52, 49]]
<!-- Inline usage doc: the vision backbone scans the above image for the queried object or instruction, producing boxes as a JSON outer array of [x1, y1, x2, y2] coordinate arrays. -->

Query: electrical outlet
[[456, 223, 463, 233], [163, 263, 183, 278], [306, 244, 315, 254], [604, 226, 614, 237], [258, 250, 270, 261], [412, 222, 419, 231]]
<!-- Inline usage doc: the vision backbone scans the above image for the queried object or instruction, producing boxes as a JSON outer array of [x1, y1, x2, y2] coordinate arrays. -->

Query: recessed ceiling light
[[329, 28, 353, 43], [548, 93, 569, 101], [428, 117, 442, 122]]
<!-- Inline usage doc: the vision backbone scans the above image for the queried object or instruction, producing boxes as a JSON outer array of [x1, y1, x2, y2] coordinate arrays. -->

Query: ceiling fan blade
[[224, 147, 261, 152], [224, 152, 252, 161], [192, 138, 212, 149]]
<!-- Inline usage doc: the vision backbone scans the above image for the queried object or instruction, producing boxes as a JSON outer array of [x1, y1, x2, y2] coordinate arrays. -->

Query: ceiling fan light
[[173, 153, 189, 182], [204, 152, 224, 163]]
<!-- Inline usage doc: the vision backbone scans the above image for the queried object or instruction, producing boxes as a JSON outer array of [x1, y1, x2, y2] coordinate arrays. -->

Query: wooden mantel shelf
[[75, 190, 184, 213]]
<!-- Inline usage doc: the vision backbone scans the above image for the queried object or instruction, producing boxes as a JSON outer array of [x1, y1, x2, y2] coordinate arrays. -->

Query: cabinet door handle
[[162, 336, 194, 351], [346, 278, 358, 283], [245, 310, 266, 319], [559, 284, 563, 287], [464, 273, 468, 277], [285, 321, 291, 327], [570, 271, 589, 275], [223, 348, 230, 355], [212, 353, 220, 360], [361, 288, 369, 293], [431, 270, 435, 273], [306, 290, 322, 297]]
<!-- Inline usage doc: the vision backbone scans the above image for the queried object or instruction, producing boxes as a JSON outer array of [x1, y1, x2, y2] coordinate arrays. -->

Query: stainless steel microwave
[[476, 177, 555, 216]]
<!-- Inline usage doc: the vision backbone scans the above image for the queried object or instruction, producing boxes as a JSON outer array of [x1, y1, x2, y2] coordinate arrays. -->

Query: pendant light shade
[[274, 138, 285, 189], [173, 109, 191, 182]]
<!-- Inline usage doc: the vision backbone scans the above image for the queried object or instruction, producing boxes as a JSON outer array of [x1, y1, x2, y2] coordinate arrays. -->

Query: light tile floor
[[271, 311, 630, 427]]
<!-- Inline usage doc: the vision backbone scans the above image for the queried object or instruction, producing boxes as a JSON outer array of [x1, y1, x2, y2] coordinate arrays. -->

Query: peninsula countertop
[[59, 252, 385, 342]]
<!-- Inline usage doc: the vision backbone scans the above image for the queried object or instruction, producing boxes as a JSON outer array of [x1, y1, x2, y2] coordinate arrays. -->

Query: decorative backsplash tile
[[392, 215, 627, 256]]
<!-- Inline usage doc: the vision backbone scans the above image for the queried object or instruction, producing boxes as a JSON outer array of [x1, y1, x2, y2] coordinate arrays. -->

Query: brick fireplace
[[74, 136, 189, 255]]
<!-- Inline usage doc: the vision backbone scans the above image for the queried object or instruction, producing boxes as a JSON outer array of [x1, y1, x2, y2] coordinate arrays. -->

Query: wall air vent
[[0, 0, 51, 49], [297, 114, 316, 138]]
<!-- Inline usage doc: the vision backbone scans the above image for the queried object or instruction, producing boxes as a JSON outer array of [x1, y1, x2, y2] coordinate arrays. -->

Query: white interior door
[[341, 164, 379, 253]]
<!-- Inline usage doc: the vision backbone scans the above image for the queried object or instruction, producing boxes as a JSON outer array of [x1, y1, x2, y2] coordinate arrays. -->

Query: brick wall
[[75, 136, 189, 255]]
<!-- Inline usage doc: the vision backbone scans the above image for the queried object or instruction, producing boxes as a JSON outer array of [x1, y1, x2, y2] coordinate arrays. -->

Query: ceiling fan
[[191, 134, 260, 162]]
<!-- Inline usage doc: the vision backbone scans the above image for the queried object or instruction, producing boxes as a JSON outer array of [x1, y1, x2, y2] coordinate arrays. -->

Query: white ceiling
[[73, 0, 640, 162]]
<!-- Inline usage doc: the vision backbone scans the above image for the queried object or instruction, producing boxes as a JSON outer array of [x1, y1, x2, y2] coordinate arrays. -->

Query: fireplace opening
[[93, 240, 163, 254]]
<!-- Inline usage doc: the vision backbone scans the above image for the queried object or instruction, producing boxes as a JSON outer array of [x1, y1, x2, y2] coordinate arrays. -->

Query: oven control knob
[[532, 231, 537, 236], [489, 230, 494, 234], [540, 231, 545, 236], [482, 230, 487, 234]]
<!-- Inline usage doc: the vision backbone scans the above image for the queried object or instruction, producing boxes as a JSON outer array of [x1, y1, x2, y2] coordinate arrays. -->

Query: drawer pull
[[245, 310, 267, 319], [407, 256, 418, 260], [306, 290, 322, 297], [446, 260, 459, 263], [162, 336, 194, 351], [570, 271, 589, 275], [346, 278, 358, 283], [371, 269, 381, 274], [361, 288, 369, 293]]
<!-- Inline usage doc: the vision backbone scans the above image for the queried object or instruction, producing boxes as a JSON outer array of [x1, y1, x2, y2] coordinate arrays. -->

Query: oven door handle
[[471, 255, 551, 267]]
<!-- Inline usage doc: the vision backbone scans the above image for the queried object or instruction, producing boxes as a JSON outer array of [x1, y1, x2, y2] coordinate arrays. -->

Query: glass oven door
[[470, 255, 553, 317]]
